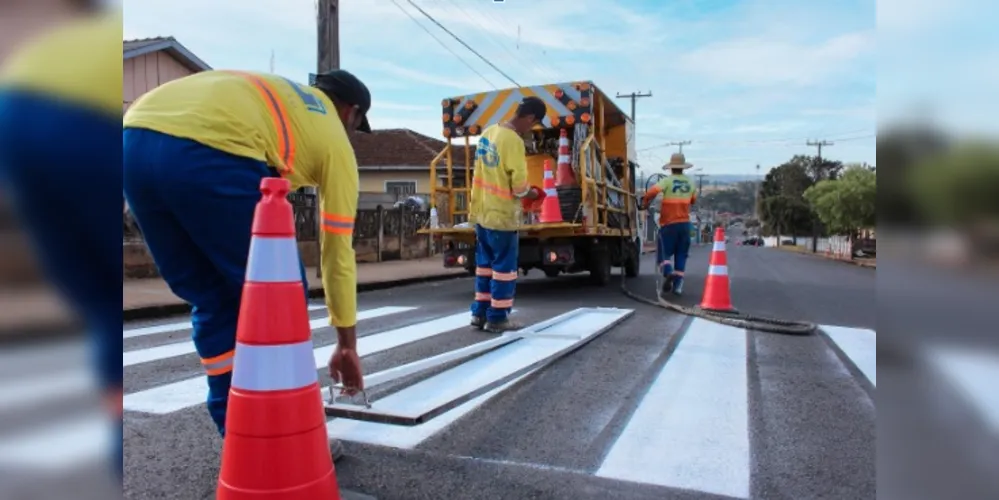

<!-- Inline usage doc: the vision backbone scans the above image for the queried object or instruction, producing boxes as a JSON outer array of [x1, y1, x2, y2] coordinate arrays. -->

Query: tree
[[804, 166, 877, 240], [698, 181, 757, 214], [758, 158, 815, 241]]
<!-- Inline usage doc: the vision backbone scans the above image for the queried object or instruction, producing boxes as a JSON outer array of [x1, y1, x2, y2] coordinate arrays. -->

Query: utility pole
[[317, 0, 340, 73], [805, 140, 833, 253], [754, 163, 761, 222], [806, 139, 834, 161], [668, 140, 691, 154], [315, 0, 340, 278], [695, 173, 708, 198], [615, 91, 652, 123]]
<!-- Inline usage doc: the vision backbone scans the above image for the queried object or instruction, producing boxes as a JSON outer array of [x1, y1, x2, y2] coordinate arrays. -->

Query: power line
[[404, 0, 521, 87], [668, 140, 691, 153], [389, 0, 497, 88], [440, 0, 557, 82]]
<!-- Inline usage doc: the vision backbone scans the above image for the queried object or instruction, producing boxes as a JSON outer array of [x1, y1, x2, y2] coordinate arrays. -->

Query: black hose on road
[[619, 175, 817, 335]]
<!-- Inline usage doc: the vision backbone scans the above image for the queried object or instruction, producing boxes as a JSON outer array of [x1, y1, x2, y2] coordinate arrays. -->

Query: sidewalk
[[123, 257, 468, 321], [776, 245, 876, 268]]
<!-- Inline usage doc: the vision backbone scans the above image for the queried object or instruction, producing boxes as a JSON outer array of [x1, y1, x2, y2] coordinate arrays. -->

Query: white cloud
[[123, 0, 877, 173], [676, 31, 875, 87]]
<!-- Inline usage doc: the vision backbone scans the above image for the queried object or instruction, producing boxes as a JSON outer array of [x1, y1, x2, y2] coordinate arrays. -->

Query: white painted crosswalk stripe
[[597, 318, 750, 498], [822, 325, 877, 387], [122, 306, 416, 367], [123, 310, 470, 414], [112, 307, 881, 494], [122, 304, 327, 339]]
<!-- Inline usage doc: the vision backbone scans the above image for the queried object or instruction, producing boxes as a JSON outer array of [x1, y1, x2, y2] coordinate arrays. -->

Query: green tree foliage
[[876, 130, 949, 226], [804, 166, 877, 236], [758, 157, 815, 237], [909, 142, 999, 226]]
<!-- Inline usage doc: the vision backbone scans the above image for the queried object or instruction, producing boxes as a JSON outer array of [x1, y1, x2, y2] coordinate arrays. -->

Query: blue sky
[[124, 0, 877, 176]]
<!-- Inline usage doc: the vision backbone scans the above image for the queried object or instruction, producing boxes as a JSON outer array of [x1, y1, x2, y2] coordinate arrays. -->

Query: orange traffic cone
[[217, 177, 340, 499], [539, 159, 563, 223], [555, 128, 577, 187], [700, 227, 737, 313]]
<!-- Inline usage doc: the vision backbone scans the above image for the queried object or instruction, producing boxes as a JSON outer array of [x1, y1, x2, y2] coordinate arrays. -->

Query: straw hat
[[663, 152, 694, 170]]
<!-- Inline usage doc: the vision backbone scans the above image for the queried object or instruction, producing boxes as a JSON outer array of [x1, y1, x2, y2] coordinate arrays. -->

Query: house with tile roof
[[351, 128, 472, 201], [123, 37, 211, 112]]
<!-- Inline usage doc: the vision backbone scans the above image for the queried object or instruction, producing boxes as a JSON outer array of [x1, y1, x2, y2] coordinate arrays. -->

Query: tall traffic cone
[[539, 159, 563, 223], [555, 128, 576, 187], [217, 177, 341, 499], [700, 227, 737, 313]]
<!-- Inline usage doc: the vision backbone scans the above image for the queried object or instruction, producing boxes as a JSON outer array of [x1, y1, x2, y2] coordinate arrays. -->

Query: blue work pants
[[657, 222, 693, 283], [122, 128, 308, 436], [0, 89, 122, 477], [470, 224, 518, 323]]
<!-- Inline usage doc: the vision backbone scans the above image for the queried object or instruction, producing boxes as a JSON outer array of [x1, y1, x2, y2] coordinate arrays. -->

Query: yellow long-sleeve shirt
[[124, 71, 359, 327], [0, 10, 122, 117], [468, 124, 532, 231]]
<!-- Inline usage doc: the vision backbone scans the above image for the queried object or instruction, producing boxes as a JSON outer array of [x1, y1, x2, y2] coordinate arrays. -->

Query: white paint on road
[[925, 345, 999, 436], [823, 325, 877, 387], [122, 306, 416, 367], [0, 370, 96, 411], [328, 308, 632, 448], [0, 413, 109, 471], [123, 310, 470, 414], [597, 318, 750, 499], [122, 304, 326, 339]]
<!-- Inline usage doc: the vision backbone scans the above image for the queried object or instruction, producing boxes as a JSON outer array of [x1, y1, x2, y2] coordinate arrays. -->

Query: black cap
[[517, 96, 547, 120], [312, 69, 372, 133]]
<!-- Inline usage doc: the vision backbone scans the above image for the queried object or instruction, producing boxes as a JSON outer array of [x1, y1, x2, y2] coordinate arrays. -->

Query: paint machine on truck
[[419, 81, 645, 285]]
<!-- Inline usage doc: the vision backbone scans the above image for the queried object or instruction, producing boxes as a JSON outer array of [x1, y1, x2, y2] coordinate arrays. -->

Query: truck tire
[[589, 244, 612, 286], [624, 239, 640, 278], [543, 267, 561, 278]]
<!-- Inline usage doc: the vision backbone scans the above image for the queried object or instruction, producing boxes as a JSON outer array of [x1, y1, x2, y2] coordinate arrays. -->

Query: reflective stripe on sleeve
[[246, 236, 302, 282], [473, 177, 514, 200], [231, 340, 318, 392], [321, 211, 354, 236]]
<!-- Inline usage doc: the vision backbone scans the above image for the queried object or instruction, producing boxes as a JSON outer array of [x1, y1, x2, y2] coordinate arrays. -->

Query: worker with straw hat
[[640, 152, 698, 296]]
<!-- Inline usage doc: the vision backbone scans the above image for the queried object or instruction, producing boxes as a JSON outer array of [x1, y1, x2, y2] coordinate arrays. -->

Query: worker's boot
[[671, 277, 684, 296], [470, 315, 486, 330], [484, 318, 525, 333], [660, 275, 674, 295], [330, 438, 345, 462]]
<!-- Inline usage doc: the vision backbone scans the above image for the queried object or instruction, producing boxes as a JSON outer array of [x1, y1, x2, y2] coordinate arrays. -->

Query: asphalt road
[[3, 244, 889, 499]]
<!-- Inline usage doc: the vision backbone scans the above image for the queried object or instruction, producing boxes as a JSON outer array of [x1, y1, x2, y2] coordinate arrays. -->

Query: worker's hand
[[529, 186, 546, 201], [329, 345, 364, 395]]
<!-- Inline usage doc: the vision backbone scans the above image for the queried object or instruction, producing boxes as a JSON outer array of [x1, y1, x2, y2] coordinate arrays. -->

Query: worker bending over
[[468, 97, 546, 333], [641, 153, 697, 296], [0, 2, 122, 478], [122, 69, 372, 460]]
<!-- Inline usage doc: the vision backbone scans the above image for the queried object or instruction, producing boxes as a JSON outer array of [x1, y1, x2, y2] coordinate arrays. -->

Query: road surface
[[4, 244, 892, 499]]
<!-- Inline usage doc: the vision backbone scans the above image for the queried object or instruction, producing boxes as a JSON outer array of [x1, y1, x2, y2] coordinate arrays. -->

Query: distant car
[[741, 237, 764, 247]]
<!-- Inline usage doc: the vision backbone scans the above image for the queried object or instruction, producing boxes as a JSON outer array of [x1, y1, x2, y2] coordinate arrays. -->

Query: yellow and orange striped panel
[[440, 81, 595, 138]]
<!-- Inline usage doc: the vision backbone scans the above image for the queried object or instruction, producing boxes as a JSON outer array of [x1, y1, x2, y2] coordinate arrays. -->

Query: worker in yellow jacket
[[640, 153, 697, 296], [468, 97, 546, 333], [0, 2, 121, 478], [122, 69, 371, 460]]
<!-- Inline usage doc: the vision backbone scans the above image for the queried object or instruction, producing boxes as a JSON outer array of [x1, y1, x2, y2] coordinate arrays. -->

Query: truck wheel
[[543, 267, 561, 278], [624, 240, 640, 278], [589, 244, 612, 286]]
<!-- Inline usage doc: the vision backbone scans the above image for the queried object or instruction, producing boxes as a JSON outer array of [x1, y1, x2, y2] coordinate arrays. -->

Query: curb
[[772, 246, 876, 269], [122, 272, 469, 322]]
